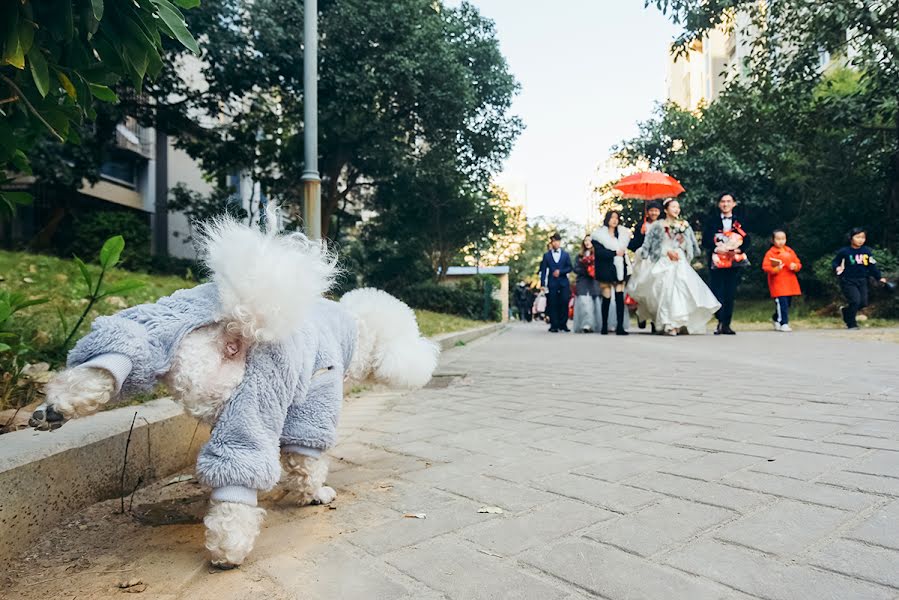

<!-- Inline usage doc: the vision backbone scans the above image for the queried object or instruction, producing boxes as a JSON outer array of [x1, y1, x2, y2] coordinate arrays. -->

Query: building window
[[100, 156, 138, 188]]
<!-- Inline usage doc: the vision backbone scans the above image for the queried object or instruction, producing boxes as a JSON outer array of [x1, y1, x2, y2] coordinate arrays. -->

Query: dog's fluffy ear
[[199, 206, 337, 342]]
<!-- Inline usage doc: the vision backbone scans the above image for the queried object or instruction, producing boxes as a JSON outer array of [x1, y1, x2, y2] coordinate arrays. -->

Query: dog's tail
[[340, 288, 439, 389], [198, 204, 338, 343]]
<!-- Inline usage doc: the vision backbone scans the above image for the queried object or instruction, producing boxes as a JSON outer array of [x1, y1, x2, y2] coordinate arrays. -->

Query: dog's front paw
[[204, 501, 265, 569], [29, 403, 67, 431], [312, 486, 337, 505]]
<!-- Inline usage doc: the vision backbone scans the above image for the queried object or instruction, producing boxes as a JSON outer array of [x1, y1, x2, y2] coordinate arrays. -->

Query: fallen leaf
[[22, 277, 34, 283], [403, 513, 427, 519], [124, 584, 148, 593], [478, 506, 504, 514], [119, 579, 143, 589]]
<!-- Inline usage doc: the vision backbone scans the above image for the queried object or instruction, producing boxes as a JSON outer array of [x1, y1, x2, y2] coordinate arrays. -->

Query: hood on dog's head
[[198, 204, 338, 343]]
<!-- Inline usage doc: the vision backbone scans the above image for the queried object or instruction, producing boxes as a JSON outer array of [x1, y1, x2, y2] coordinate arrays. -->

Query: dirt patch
[[0, 470, 363, 599]]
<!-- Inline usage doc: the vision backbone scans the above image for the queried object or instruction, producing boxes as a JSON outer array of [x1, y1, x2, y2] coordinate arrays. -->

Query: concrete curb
[[0, 322, 502, 567], [0, 400, 209, 567], [431, 322, 507, 351]]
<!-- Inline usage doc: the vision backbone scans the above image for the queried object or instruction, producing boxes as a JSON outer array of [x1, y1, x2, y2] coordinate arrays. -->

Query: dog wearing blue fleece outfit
[[29, 208, 440, 567]]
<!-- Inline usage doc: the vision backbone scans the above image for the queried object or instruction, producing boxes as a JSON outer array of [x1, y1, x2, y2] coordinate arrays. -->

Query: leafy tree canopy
[[0, 0, 200, 216]]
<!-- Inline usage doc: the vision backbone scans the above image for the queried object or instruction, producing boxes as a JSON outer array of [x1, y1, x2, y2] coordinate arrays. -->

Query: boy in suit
[[540, 233, 573, 332]]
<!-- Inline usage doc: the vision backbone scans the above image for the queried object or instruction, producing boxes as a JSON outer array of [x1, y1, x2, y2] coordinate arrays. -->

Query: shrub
[[810, 246, 899, 301], [64, 210, 152, 272], [398, 282, 501, 321]]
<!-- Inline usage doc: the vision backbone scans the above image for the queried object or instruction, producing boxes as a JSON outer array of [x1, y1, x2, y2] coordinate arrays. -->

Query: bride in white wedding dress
[[627, 199, 721, 335]]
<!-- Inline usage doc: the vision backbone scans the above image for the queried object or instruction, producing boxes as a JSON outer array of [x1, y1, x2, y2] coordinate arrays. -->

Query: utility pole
[[302, 0, 322, 240]]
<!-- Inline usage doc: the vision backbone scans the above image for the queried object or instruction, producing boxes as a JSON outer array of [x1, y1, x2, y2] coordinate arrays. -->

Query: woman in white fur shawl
[[592, 210, 632, 335]]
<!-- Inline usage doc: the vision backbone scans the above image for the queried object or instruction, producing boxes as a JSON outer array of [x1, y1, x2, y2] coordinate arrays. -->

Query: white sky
[[448, 1, 680, 226]]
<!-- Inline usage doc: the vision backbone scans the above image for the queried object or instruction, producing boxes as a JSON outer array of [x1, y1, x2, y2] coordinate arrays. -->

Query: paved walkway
[[6, 324, 899, 599]]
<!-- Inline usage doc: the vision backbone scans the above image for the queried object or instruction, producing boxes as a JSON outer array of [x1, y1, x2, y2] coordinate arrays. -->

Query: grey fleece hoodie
[[68, 283, 357, 505]]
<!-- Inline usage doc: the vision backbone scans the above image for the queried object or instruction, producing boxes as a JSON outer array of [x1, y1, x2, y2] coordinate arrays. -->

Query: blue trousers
[[772, 296, 791, 325]]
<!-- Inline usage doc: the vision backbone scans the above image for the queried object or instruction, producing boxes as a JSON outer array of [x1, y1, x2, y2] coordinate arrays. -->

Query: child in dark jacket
[[762, 230, 801, 332], [832, 227, 887, 329]]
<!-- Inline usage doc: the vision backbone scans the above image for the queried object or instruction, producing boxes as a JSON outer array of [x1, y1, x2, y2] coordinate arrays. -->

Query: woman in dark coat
[[592, 210, 633, 335]]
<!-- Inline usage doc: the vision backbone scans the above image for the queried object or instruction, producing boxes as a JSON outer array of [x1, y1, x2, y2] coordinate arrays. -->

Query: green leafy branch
[[60, 235, 145, 351]]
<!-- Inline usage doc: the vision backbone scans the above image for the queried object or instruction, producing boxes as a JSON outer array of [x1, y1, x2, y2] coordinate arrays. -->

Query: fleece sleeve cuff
[[78, 353, 134, 394], [210, 486, 259, 506], [281, 445, 323, 458]]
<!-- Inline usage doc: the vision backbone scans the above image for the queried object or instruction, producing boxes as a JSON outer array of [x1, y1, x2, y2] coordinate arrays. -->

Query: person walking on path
[[629, 200, 663, 331], [762, 229, 802, 332], [573, 235, 602, 333], [593, 211, 632, 336], [629, 199, 720, 336], [833, 227, 887, 329], [703, 193, 750, 335], [540, 233, 573, 333]]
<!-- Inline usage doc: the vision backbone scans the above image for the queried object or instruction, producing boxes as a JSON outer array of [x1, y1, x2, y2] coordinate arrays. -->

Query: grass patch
[[731, 297, 899, 330], [414, 309, 486, 337], [0, 250, 194, 365]]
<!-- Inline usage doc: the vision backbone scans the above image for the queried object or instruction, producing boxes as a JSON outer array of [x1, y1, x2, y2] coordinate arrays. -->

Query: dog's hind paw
[[312, 486, 337, 505]]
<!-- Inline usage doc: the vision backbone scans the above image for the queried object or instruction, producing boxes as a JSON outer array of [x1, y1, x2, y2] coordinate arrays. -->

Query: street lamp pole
[[302, 0, 322, 240]]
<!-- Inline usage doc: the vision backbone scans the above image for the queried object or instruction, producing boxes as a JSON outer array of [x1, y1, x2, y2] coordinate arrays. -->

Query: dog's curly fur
[[35, 207, 438, 568], [44, 368, 116, 418], [204, 500, 266, 568]]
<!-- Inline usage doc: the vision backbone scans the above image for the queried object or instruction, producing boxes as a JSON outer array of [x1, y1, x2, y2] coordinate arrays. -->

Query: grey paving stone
[[573, 452, 675, 483], [810, 539, 899, 589], [722, 470, 878, 511], [749, 434, 869, 458], [749, 451, 852, 481], [597, 437, 712, 462], [714, 499, 849, 556], [825, 434, 899, 452], [483, 451, 598, 484], [817, 470, 899, 496], [661, 452, 763, 481], [634, 424, 712, 443], [258, 544, 410, 600], [537, 472, 661, 513], [675, 436, 783, 458], [346, 499, 497, 554], [434, 474, 556, 513], [626, 472, 771, 512], [523, 539, 743, 600], [464, 499, 616, 556], [665, 538, 895, 600], [386, 538, 568, 600], [846, 500, 899, 550], [585, 497, 734, 556], [846, 450, 899, 479]]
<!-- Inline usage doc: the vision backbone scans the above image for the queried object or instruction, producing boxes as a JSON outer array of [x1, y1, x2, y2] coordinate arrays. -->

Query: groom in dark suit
[[539, 233, 573, 333]]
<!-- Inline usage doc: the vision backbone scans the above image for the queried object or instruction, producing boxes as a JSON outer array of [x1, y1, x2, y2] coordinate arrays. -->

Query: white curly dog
[[30, 207, 439, 568]]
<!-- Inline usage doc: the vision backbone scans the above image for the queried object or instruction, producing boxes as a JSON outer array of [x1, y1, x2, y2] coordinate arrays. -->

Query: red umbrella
[[613, 172, 685, 200]]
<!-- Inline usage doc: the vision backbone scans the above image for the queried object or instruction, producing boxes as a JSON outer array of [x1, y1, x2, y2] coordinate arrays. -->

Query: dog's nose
[[224, 340, 242, 358]]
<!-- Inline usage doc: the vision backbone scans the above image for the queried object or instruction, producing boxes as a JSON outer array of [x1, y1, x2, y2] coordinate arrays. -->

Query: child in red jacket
[[762, 229, 802, 332]]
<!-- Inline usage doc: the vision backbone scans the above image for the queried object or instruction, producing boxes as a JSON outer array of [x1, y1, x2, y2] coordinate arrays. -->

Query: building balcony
[[113, 116, 153, 159]]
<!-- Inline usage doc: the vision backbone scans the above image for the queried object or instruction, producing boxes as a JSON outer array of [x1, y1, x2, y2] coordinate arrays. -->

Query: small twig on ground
[[477, 549, 504, 558], [128, 475, 144, 512], [119, 412, 138, 514]]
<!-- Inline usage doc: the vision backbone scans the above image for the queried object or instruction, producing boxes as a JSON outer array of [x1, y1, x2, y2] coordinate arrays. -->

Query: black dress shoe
[[549, 328, 559, 333], [714, 323, 722, 335], [721, 325, 736, 335], [638, 320, 646, 329], [560, 327, 571, 332], [616, 329, 629, 336]]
